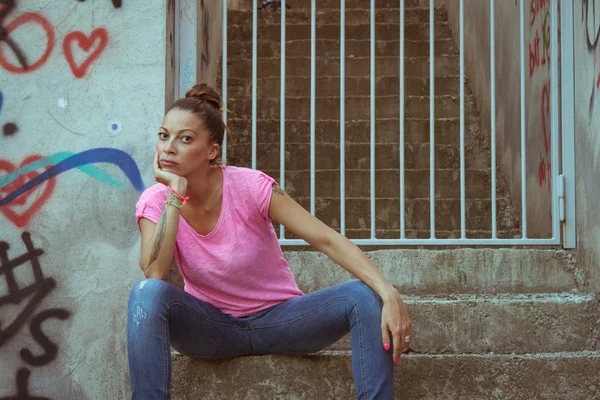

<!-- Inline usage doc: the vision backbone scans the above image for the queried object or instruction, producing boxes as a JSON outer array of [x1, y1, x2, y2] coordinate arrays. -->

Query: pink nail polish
[[394, 358, 399, 364], [383, 343, 389, 351]]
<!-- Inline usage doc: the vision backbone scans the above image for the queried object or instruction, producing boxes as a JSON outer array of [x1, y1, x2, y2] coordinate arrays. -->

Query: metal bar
[[490, 0, 496, 238], [278, 237, 561, 246], [311, 0, 316, 215], [280, 0, 286, 238], [222, 0, 228, 164], [550, 0, 559, 241], [459, 0, 466, 238], [178, 1, 197, 99], [560, 0, 577, 248], [174, 1, 181, 100], [370, 0, 376, 238], [429, 0, 435, 238], [340, 0, 346, 236], [252, 0, 257, 169], [400, 0, 405, 239], [520, 0, 527, 238]]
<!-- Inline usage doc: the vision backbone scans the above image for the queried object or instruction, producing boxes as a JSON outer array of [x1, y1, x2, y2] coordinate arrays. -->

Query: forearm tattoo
[[148, 206, 168, 269], [272, 185, 285, 196]]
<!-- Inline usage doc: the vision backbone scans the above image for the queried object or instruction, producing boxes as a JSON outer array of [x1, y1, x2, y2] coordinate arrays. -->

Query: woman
[[127, 83, 413, 399]]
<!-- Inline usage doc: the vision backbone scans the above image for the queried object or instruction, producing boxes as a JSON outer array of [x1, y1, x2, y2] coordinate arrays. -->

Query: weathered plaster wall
[[575, 0, 600, 293], [445, 0, 556, 237], [0, 1, 166, 398]]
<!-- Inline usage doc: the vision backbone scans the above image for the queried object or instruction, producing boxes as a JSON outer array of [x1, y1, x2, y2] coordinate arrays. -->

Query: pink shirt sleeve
[[135, 186, 165, 228], [253, 171, 277, 221]]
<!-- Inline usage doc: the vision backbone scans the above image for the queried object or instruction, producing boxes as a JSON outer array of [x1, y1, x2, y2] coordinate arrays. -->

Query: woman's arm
[[268, 185, 391, 296], [138, 151, 188, 280], [138, 200, 182, 280], [268, 184, 413, 363]]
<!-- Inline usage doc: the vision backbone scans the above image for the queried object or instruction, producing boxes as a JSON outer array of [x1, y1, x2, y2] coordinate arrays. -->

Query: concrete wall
[[445, 0, 556, 237], [0, 1, 166, 398], [575, 0, 600, 293]]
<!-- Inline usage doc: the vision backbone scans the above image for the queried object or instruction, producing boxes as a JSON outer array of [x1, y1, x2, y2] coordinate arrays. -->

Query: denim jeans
[[127, 278, 395, 399]]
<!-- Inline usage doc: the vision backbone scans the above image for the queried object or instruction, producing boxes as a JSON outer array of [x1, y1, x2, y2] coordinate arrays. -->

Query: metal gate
[[172, 0, 576, 248]]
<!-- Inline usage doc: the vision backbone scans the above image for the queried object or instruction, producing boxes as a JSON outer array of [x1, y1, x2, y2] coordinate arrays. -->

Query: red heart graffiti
[[63, 28, 109, 78], [0, 155, 57, 227]]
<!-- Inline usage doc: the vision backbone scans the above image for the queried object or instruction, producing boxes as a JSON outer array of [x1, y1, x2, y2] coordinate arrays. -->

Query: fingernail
[[383, 343, 389, 351], [394, 358, 399, 364]]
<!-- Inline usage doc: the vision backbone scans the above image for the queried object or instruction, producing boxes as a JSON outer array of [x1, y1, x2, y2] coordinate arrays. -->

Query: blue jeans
[[127, 278, 394, 399]]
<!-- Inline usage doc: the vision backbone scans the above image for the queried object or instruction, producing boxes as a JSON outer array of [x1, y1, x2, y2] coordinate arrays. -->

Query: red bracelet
[[168, 186, 190, 206]]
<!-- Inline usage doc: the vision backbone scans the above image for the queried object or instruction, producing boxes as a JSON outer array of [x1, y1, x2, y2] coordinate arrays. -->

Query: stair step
[[227, 142, 484, 170], [225, 55, 461, 78], [228, 8, 448, 26], [273, 0, 441, 9], [226, 95, 477, 120], [225, 117, 477, 145], [324, 292, 598, 354], [171, 351, 600, 399], [227, 76, 461, 98], [228, 22, 451, 42], [285, 197, 519, 233], [310, 228, 524, 240], [250, 168, 491, 199], [285, 249, 580, 294], [227, 38, 456, 59]]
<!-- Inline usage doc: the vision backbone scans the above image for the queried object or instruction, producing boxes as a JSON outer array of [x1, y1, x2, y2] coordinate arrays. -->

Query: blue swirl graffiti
[[0, 152, 124, 190], [0, 148, 145, 206]]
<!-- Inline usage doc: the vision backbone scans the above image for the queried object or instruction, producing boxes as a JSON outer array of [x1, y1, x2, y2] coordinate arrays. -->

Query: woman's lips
[[161, 160, 178, 166]]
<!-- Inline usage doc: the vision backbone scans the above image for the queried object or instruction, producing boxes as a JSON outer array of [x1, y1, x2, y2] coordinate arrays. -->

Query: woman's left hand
[[380, 287, 413, 364]]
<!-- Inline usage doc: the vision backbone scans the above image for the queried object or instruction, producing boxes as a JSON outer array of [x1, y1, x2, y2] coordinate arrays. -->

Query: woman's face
[[156, 108, 219, 176]]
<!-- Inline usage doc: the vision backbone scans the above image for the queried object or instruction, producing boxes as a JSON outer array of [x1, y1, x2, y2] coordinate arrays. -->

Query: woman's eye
[[158, 132, 168, 139], [182, 136, 192, 143]]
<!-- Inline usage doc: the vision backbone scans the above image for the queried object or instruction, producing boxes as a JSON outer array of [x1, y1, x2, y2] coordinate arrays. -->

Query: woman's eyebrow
[[160, 127, 198, 135]]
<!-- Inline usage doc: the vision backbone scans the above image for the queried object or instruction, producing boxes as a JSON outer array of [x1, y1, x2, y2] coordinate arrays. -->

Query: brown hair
[[168, 83, 231, 165]]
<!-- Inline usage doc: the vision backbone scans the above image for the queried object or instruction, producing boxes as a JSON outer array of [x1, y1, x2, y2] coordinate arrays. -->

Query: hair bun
[[185, 83, 222, 111]]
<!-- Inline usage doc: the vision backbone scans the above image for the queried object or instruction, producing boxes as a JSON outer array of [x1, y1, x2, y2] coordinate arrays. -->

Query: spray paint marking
[[0, 148, 145, 207], [0, 155, 57, 227], [63, 28, 109, 79], [0, 151, 125, 191]]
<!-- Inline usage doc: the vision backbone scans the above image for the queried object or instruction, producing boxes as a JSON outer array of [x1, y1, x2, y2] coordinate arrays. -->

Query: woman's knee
[[344, 280, 383, 313], [128, 278, 170, 316]]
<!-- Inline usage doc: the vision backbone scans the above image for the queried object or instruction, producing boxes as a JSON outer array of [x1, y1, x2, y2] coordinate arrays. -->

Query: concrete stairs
[[221, 0, 522, 240], [171, 249, 600, 399]]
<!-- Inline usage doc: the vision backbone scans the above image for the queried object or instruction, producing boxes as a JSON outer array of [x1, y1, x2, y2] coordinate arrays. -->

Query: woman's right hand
[[154, 150, 188, 195]]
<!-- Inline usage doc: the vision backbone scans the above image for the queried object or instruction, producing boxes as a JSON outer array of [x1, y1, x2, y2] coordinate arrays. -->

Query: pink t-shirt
[[135, 166, 304, 317]]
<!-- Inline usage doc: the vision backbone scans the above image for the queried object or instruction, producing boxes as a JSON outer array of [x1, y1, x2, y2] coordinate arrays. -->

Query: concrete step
[[227, 38, 455, 59], [229, 22, 451, 42], [225, 117, 476, 145], [226, 95, 477, 120], [227, 142, 485, 171], [289, 227, 523, 240], [322, 292, 599, 353], [171, 351, 600, 399], [285, 196, 519, 233], [228, 8, 447, 26], [285, 249, 582, 295], [227, 76, 461, 98], [232, 0, 442, 10], [250, 168, 492, 200], [224, 55, 460, 78]]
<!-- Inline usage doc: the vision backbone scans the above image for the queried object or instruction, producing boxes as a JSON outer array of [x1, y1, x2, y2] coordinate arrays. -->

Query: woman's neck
[[185, 165, 222, 208]]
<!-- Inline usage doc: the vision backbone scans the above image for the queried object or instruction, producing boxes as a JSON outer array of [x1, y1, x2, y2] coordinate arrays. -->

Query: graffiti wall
[[0, 1, 166, 398], [575, 0, 600, 292], [526, 0, 558, 235], [444, 0, 559, 237]]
